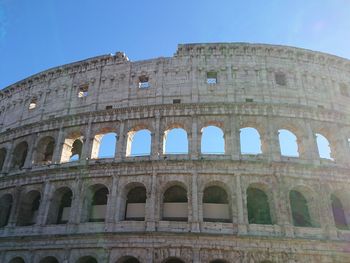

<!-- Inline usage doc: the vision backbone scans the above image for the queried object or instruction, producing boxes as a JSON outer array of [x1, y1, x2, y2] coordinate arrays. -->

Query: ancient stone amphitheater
[[0, 43, 350, 263]]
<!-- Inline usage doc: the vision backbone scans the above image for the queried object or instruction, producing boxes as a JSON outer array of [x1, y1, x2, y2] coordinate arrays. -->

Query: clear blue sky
[[1, 0, 350, 88]]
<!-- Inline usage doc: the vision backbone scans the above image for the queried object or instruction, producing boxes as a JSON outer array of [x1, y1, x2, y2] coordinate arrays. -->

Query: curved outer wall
[[0, 43, 350, 262]]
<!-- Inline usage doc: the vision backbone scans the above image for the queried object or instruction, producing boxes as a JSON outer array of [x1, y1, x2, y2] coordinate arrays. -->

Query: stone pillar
[[36, 182, 52, 225], [70, 179, 84, 224], [2, 139, 14, 173], [7, 186, 21, 227], [115, 121, 125, 161], [146, 172, 157, 231], [302, 121, 319, 163], [265, 117, 281, 162], [319, 184, 338, 239], [277, 177, 294, 237], [191, 172, 200, 232], [193, 248, 200, 263], [151, 114, 161, 160], [235, 175, 247, 235], [81, 119, 93, 161], [106, 175, 119, 224], [190, 116, 199, 159], [230, 116, 240, 160], [24, 133, 39, 169], [52, 124, 65, 164]]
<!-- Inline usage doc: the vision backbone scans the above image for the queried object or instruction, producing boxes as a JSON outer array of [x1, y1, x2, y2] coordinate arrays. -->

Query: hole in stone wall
[[278, 129, 299, 157], [275, 72, 287, 86], [78, 84, 89, 98], [29, 97, 37, 110], [163, 128, 188, 154], [247, 187, 272, 225], [315, 133, 333, 160], [127, 129, 151, 156], [240, 127, 262, 155], [138, 75, 150, 89], [201, 126, 225, 154], [207, 71, 217, 84]]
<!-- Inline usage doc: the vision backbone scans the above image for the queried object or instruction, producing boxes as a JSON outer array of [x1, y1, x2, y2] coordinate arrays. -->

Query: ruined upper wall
[[1, 43, 350, 131]]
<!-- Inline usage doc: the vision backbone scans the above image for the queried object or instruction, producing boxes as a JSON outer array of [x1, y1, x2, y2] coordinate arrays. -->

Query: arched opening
[[91, 132, 117, 159], [290, 190, 312, 227], [278, 129, 299, 157], [163, 258, 185, 263], [126, 129, 151, 156], [240, 127, 262, 155], [125, 186, 146, 221], [76, 256, 98, 263], [17, 190, 41, 226], [163, 128, 188, 154], [39, 257, 59, 263], [163, 185, 187, 221], [247, 187, 272, 224], [117, 256, 141, 263], [9, 257, 25, 263], [315, 133, 333, 160], [35, 136, 55, 164], [0, 193, 12, 227], [331, 194, 348, 229], [46, 187, 73, 224], [87, 185, 109, 222], [0, 148, 7, 171], [60, 133, 84, 163], [203, 186, 230, 222], [210, 260, 228, 263], [10, 141, 28, 170], [201, 126, 225, 154]]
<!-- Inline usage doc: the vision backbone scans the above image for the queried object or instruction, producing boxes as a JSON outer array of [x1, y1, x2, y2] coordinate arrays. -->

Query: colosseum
[[0, 42, 350, 263]]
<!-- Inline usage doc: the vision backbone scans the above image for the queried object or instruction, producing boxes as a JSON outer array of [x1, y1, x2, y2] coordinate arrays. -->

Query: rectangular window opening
[[138, 75, 150, 89], [105, 105, 113, 110], [173, 99, 181, 104], [207, 72, 217, 84], [78, 85, 89, 98], [245, 98, 254, 103]]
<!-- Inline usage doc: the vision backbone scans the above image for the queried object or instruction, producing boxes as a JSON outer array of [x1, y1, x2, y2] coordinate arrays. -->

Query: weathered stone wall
[[0, 43, 350, 263]]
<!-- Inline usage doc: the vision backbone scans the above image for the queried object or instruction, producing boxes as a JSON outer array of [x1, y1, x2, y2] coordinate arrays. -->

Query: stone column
[[81, 118, 93, 161], [151, 114, 161, 160], [36, 182, 52, 225], [146, 172, 157, 231], [7, 186, 22, 227], [52, 124, 65, 164], [319, 184, 338, 239], [24, 133, 39, 169], [277, 177, 294, 237], [106, 175, 119, 224], [2, 139, 14, 173], [235, 175, 247, 235], [70, 179, 84, 224], [190, 116, 199, 159], [191, 172, 200, 232], [115, 121, 125, 161], [302, 121, 319, 163], [230, 115, 240, 160], [265, 117, 281, 162]]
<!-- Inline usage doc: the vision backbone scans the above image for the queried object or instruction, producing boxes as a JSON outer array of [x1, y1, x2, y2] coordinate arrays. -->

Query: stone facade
[[0, 43, 350, 263]]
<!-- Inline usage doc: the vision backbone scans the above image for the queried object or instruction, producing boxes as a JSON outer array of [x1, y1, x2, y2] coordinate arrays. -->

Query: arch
[[76, 256, 98, 263], [0, 147, 7, 171], [39, 256, 59, 263], [60, 133, 84, 163], [85, 184, 109, 222], [163, 128, 188, 154], [9, 257, 25, 263], [203, 186, 230, 222], [126, 129, 151, 156], [247, 187, 272, 224], [315, 133, 333, 160], [17, 190, 41, 226], [163, 258, 185, 263], [11, 141, 28, 169], [163, 185, 188, 221], [116, 256, 141, 263], [289, 190, 312, 227], [0, 193, 13, 227], [35, 136, 55, 164], [46, 187, 73, 224], [331, 194, 348, 229], [240, 127, 262, 154], [201, 126, 225, 154], [278, 129, 299, 157], [125, 186, 147, 221], [91, 132, 117, 159]]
